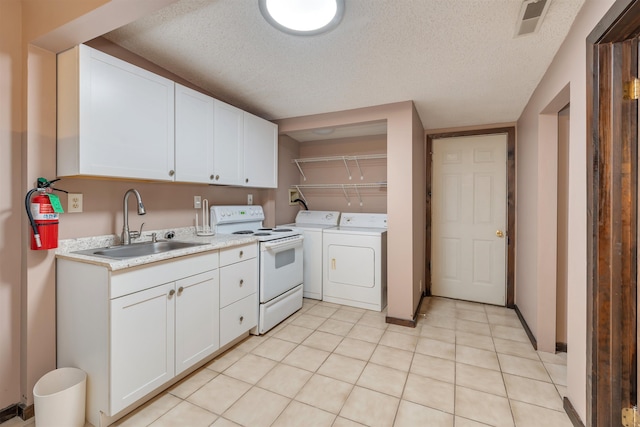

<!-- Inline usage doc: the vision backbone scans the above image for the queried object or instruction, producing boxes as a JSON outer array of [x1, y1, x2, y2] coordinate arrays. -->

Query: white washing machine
[[322, 213, 387, 311], [282, 210, 340, 300]]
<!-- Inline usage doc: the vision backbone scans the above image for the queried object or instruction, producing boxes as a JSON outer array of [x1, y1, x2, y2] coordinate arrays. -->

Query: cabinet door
[[76, 45, 176, 181], [110, 282, 175, 414], [175, 270, 220, 375], [175, 84, 214, 183], [243, 112, 278, 188], [213, 100, 244, 185]]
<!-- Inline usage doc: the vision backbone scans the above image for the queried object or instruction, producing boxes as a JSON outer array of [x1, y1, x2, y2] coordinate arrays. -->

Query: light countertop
[[55, 227, 257, 271]]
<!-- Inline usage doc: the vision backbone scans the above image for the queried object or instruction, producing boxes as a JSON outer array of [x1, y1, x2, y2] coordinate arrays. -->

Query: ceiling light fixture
[[259, 0, 345, 36]]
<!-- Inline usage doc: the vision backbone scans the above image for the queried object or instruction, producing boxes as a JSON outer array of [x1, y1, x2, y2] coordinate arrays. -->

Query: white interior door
[[431, 134, 507, 305]]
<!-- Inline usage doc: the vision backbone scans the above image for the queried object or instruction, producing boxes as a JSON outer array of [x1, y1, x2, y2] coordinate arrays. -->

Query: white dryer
[[322, 213, 387, 311], [282, 210, 340, 300]]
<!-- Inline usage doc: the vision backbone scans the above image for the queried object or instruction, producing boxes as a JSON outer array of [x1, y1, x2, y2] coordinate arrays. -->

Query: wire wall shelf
[[292, 154, 386, 181]]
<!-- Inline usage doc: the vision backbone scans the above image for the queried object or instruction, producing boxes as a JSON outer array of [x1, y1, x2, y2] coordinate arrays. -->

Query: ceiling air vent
[[515, 0, 551, 37]]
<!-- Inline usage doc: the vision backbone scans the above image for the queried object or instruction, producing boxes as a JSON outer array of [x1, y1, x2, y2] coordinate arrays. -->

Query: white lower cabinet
[[110, 282, 175, 414], [57, 251, 228, 427], [175, 271, 220, 375]]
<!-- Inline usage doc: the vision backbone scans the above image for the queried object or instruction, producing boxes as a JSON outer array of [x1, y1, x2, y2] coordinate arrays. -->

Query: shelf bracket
[[353, 158, 364, 180], [353, 185, 364, 206], [293, 160, 307, 181], [294, 185, 307, 204], [341, 185, 351, 206], [342, 157, 353, 180]]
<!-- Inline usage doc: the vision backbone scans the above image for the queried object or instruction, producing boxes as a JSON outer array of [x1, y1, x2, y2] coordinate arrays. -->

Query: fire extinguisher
[[25, 178, 67, 250]]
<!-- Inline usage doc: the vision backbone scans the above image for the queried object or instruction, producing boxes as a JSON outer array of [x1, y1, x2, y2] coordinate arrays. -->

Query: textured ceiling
[[104, 0, 585, 130]]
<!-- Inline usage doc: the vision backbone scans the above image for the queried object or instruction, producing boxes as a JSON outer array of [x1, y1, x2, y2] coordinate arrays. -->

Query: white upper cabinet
[[175, 84, 215, 183], [57, 44, 278, 187], [57, 44, 176, 181], [244, 111, 278, 188], [213, 100, 244, 186]]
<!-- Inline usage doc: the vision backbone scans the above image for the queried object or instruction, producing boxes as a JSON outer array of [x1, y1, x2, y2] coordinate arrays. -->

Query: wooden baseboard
[[18, 403, 34, 420], [563, 397, 585, 427], [0, 404, 18, 424], [385, 293, 424, 328], [385, 316, 416, 327], [514, 304, 537, 350]]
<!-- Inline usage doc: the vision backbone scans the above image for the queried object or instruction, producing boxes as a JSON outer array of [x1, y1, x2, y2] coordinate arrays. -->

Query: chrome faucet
[[121, 189, 146, 245]]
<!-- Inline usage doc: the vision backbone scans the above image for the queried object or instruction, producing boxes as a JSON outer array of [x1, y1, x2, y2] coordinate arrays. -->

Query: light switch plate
[[247, 194, 253, 205], [68, 193, 83, 213], [194, 196, 202, 209]]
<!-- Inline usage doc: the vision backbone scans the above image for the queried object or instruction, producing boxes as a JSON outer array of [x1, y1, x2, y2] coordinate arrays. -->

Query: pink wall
[[516, 0, 616, 422], [275, 135, 301, 225], [296, 135, 387, 213]]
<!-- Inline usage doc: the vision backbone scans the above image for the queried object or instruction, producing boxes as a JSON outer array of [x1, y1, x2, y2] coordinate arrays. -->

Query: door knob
[[496, 230, 504, 238]]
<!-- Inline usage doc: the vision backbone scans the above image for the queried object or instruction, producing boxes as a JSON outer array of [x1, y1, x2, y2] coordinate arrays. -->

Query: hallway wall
[[516, 0, 616, 422]]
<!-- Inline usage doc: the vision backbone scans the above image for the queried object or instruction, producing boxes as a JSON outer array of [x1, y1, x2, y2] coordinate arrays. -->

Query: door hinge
[[622, 407, 640, 427], [623, 78, 640, 100]]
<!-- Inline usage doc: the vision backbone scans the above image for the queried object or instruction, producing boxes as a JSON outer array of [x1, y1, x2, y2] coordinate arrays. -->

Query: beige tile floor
[[1, 297, 572, 427]]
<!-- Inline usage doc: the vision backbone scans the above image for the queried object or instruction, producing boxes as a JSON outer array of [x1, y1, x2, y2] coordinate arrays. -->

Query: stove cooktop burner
[[253, 232, 272, 236], [232, 230, 254, 235], [273, 228, 293, 232]]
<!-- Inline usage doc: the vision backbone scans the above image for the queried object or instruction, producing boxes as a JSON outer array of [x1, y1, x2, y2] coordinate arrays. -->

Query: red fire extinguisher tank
[[30, 193, 59, 250]]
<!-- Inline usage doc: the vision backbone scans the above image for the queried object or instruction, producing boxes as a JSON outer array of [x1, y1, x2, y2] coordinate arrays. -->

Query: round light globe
[[259, 0, 344, 35]]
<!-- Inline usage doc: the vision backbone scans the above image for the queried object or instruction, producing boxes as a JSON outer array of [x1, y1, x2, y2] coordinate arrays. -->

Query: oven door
[[259, 235, 304, 303]]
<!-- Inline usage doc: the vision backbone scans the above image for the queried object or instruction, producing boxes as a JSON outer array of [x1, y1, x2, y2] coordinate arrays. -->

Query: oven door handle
[[263, 235, 304, 253]]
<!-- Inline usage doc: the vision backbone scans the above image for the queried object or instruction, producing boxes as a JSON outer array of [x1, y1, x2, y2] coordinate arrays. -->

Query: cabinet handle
[[239, 279, 244, 287], [239, 250, 244, 258], [239, 316, 244, 323], [168, 289, 175, 297], [169, 170, 175, 177], [215, 175, 220, 180], [245, 178, 249, 183], [178, 286, 184, 295], [210, 174, 214, 180]]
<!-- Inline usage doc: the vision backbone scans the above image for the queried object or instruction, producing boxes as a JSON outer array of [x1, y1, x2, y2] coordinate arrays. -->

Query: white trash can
[[33, 367, 86, 427]]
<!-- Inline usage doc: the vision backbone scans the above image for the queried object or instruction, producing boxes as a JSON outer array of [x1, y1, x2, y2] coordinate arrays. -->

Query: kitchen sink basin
[[73, 240, 207, 259]]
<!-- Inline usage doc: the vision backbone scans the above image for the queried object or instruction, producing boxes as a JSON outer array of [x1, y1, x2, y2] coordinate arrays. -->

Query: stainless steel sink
[[73, 240, 207, 259]]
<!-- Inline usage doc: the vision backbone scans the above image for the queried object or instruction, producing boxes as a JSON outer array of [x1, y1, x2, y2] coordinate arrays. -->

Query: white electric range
[[210, 205, 304, 334]]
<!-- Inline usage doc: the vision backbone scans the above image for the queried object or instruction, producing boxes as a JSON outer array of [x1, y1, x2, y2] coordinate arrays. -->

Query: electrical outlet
[[247, 194, 253, 205], [68, 193, 83, 213], [288, 189, 299, 206], [194, 196, 202, 209]]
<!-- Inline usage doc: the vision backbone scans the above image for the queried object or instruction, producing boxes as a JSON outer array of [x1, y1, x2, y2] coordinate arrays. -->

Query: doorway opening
[[425, 127, 515, 307], [556, 104, 570, 352]]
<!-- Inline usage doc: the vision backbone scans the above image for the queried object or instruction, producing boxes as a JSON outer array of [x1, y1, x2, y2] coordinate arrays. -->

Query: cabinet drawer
[[220, 259, 257, 308], [220, 293, 257, 347], [220, 243, 257, 266]]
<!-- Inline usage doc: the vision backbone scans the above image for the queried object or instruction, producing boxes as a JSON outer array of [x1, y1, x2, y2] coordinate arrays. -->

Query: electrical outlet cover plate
[[68, 193, 83, 213], [247, 194, 253, 205]]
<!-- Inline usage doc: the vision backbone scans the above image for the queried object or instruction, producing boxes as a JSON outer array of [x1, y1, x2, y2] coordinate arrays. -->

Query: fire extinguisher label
[[31, 203, 59, 220], [47, 194, 65, 213]]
